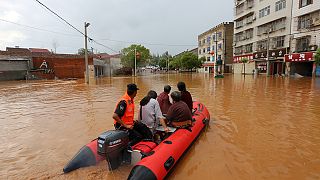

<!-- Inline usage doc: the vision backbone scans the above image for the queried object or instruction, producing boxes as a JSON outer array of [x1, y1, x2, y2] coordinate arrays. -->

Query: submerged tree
[[120, 44, 151, 68], [240, 57, 249, 75]]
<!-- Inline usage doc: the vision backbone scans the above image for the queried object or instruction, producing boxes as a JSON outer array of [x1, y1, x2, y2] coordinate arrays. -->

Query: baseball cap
[[127, 83, 139, 91]]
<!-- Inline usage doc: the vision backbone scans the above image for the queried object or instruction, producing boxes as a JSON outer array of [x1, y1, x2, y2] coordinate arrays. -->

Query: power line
[[34, 0, 119, 53], [0, 18, 82, 37], [97, 38, 197, 47], [34, 0, 85, 36]]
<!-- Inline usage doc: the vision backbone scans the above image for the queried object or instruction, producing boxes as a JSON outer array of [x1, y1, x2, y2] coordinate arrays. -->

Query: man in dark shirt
[[177, 82, 193, 112], [166, 91, 192, 128], [157, 85, 172, 114], [113, 83, 152, 145]]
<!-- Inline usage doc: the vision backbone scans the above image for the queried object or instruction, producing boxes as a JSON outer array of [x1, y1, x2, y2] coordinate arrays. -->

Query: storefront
[[284, 52, 315, 77], [233, 54, 254, 74], [254, 48, 287, 75], [203, 62, 215, 74]]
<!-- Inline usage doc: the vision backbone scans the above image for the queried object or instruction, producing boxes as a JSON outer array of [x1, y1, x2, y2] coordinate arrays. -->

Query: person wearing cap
[[113, 83, 152, 145]]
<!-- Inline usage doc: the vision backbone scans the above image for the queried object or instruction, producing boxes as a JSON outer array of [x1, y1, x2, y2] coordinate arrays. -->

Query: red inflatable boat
[[63, 101, 210, 179]]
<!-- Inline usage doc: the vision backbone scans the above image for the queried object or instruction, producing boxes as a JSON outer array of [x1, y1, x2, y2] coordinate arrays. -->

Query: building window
[[256, 40, 268, 51], [218, 43, 222, 50], [300, 0, 313, 8], [259, 6, 270, 18], [198, 41, 201, 46], [202, 39, 206, 44], [205, 67, 208, 71], [245, 43, 253, 53], [218, 32, 222, 40], [275, 0, 286, 11], [207, 47, 211, 52], [207, 57, 210, 61], [212, 34, 216, 41], [296, 36, 311, 52], [298, 15, 312, 29], [203, 48, 206, 53], [275, 36, 285, 47], [235, 46, 243, 55], [236, 20, 243, 28], [207, 36, 211, 43], [212, 45, 215, 51]]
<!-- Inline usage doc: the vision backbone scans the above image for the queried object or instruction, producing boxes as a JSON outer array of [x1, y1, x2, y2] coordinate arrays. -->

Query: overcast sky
[[0, 0, 233, 55]]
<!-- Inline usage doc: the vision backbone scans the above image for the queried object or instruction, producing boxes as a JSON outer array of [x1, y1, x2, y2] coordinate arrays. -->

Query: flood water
[[1, 73, 320, 180]]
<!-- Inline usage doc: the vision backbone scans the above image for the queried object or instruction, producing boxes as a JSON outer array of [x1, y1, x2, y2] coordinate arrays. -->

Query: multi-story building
[[198, 22, 234, 74], [286, 0, 320, 76], [233, 0, 292, 75]]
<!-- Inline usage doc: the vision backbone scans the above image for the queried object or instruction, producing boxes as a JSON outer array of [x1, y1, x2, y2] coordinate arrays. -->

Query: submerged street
[[1, 74, 320, 179]]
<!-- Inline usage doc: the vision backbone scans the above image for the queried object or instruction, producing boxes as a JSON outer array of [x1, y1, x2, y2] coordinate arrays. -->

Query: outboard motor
[[97, 130, 130, 170]]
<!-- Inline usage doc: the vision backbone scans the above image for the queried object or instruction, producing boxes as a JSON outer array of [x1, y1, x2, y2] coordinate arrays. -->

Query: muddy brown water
[[1, 74, 320, 180]]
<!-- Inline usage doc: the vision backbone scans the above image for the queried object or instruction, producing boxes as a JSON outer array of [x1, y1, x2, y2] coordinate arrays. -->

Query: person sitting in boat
[[139, 90, 169, 133], [112, 83, 152, 146], [157, 85, 172, 115], [177, 82, 193, 113], [165, 91, 193, 128]]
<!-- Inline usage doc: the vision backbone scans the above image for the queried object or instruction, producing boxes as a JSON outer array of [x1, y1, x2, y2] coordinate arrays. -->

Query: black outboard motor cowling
[[97, 130, 129, 170]]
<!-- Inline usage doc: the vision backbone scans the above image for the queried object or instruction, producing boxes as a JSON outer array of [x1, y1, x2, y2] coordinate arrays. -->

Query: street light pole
[[134, 47, 137, 77], [84, 22, 90, 84], [266, 28, 271, 76]]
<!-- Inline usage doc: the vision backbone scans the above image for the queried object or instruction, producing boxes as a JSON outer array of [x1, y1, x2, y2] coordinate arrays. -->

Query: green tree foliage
[[240, 57, 249, 75], [314, 48, 320, 65], [77, 48, 93, 55], [170, 52, 203, 70], [121, 44, 151, 68]]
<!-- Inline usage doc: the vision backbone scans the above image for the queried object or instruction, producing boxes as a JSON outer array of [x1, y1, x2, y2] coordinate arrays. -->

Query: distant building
[[0, 47, 95, 81], [287, 0, 320, 76], [0, 55, 32, 81], [233, 0, 293, 75], [94, 53, 122, 76], [198, 22, 234, 74]]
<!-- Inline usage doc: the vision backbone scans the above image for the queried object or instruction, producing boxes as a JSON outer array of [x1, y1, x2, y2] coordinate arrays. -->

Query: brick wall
[[32, 56, 93, 79]]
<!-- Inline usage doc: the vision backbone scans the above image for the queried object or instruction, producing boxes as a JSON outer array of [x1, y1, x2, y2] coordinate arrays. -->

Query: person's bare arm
[[112, 113, 133, 129]]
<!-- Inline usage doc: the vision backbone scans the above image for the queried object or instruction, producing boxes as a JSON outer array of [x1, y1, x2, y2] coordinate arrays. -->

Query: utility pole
[[266, 28, 271, 76], [134, 47, 137, 77], [166, 51, 169, 73], [84, 22, 90, 84], [215, 31, 218, 74]]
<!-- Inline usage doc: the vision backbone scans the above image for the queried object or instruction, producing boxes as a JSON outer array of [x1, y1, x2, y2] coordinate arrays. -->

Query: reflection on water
[[1, 74, 320, 179]]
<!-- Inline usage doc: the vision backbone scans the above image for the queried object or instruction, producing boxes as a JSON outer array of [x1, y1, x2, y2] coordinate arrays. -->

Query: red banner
[[284, 52, 315, 62], [233, 54, 253, 63]]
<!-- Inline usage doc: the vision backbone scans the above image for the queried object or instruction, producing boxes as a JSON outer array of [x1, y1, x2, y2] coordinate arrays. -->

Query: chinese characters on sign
[[284, 52, 315, 62]]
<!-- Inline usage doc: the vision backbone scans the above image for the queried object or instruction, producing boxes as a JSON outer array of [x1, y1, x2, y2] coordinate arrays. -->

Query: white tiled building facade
[[233, 0, 293, 75], [233, 0, 320, 76], [288, 0, 320, 76]]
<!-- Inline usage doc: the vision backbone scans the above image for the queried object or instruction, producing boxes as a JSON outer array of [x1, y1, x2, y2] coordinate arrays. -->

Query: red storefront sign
[[284, 52, 315, 62], [233, 54, 253, 63]]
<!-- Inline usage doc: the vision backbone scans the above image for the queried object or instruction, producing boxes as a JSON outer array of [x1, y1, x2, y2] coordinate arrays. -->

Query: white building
[[287, 0, 320, 76], [233, 0, 293, 75]]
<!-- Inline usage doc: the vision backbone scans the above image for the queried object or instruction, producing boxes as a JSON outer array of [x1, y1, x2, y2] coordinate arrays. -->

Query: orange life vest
[[114, 93, 135, 125]]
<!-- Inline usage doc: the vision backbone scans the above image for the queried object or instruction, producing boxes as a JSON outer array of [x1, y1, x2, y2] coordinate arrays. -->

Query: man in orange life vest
[[113, 83, 152, 145]]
